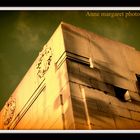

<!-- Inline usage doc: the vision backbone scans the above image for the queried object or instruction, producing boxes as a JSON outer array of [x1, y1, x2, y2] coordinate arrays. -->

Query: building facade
[[0, 22, 140, 129]]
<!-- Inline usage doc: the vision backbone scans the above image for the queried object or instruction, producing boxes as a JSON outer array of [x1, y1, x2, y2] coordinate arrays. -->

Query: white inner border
[[0, 7, 139, 10], [0, 7, 140, 133], [0, 130, 140, 133]]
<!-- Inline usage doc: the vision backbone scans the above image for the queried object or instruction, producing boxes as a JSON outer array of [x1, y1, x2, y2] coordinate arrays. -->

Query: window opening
[[136, 74, 140, 93], [136, 74, 140, 81], [113, 86, 131, 102]]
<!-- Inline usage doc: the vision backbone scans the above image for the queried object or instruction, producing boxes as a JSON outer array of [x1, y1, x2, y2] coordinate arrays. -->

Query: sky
[[0, 10, 140, 110]]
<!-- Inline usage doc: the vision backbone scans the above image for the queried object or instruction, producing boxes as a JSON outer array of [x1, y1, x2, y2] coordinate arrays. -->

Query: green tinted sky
[[0, 10, 140, 110]]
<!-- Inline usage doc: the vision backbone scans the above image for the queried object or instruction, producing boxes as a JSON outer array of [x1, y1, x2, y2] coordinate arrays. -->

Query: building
[[0, 22, 140, 130]]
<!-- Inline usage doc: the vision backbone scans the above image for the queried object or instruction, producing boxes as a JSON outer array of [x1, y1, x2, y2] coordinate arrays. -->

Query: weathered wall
[[1, 22, 140, 130], [62, 23, 140, 129]]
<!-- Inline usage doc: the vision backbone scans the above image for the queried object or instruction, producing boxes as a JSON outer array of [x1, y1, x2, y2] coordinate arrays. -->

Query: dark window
[[136, 74, 140, 82], [113, 86, 131, 102], [136, 74, 140, 93]]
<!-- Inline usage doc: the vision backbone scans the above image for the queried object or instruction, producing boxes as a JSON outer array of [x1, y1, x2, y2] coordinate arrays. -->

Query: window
[[113, 86, 131, 102], [136, 74, 140, 82], [136, 74, 140, 93]]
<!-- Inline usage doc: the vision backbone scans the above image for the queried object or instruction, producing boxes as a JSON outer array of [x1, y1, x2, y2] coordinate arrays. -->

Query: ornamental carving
[[3, 96, 16, 127], [36, 45, 52, 78]]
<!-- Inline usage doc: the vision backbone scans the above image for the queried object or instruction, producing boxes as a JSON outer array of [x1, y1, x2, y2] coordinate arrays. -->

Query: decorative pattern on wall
[[3, 96, 16, 128], [36, 45, 53, 78]]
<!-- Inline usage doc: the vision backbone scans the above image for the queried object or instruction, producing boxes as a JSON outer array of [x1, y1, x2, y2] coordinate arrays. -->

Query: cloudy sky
[[0, 10, 140, 110]]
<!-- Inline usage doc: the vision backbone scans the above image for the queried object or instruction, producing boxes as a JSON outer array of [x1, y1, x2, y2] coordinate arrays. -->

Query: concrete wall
[[1, 22, 140, 130], [62, 22, 140, 129]]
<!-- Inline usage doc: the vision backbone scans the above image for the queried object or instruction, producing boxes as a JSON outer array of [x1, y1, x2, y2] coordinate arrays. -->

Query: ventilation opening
[[113, 86, 131, 102]]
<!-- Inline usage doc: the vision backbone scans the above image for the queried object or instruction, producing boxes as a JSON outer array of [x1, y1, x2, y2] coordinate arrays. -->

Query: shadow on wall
[[67, 58, 140, 129], [51, 31, 140, 129], [90, 39, 140, 102], [71, 95, 116, 129]]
